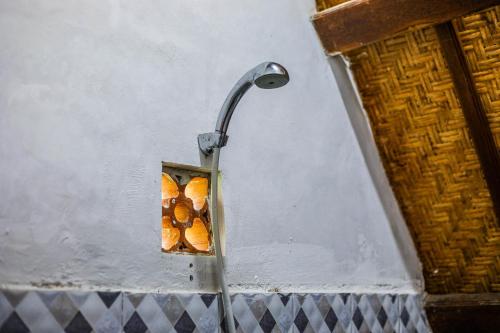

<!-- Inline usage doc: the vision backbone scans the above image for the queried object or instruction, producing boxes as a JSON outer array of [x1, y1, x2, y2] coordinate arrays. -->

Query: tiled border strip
[[0, 289, 431, 332]]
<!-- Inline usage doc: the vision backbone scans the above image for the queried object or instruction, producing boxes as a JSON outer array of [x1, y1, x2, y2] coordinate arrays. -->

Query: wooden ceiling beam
[[436, 22, 500, 223], [312, 0, 500, 54]]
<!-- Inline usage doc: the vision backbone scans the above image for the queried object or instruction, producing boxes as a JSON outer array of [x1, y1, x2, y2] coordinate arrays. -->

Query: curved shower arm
[[215, 79, 253, 136], [215, 62, 272, 135], [198, 68, 258, 155], [198, 62, 288, 155]]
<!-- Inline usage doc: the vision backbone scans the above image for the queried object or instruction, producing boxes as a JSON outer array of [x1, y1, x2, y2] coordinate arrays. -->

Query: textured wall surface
[[0, 0, 421, 293]]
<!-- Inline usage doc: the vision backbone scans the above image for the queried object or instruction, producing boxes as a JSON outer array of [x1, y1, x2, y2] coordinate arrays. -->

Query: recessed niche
[[161, 162, 213, 255]]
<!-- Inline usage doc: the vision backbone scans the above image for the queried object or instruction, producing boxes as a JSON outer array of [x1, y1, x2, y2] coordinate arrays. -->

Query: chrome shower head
[[253, 62, 289, 89], [198, 62, 289, 155]]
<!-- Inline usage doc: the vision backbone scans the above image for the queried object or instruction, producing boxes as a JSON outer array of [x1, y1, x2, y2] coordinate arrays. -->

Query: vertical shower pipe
[[198, 62, 289, 333], [210, 147, 236, 333]]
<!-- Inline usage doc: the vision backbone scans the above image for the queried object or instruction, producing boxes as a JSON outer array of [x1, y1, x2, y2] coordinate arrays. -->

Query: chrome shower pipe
[[198, 62, 289, 333]]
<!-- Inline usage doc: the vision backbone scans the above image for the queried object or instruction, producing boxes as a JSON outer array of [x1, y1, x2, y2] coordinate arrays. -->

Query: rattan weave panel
[[346, 18, 499, 293], [455, 7, 500, 150]]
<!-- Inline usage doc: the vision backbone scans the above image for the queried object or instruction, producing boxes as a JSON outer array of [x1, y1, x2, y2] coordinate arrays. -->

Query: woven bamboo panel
[[346, 17, 500, 293], [455, 7, 500, 150]]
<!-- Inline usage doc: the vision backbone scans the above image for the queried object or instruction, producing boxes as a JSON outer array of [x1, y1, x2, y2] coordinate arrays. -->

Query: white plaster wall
[[0, 0, 422, 293]]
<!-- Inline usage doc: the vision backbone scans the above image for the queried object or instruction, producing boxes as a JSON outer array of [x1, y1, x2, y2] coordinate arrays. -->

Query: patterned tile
[[2, 290, 28, 308], [174, 311, 197, 333], [65, 312, 92, 333], [79, 291, 122, 333], [0, 289, 431, 333], [301, 295, 326, 332], [267, 294, 294, 332], [332, 294, 354, 332], [97, 292, 121, 308], [324, 308, 338, 331], [0, 292, 14, 327], [15, 291, 63, 332], [40, 291, 79, 328], [134, 293, 174, 333], [94, 310, 122, 333], [160, 294, 186, 325], [399, 295, 430, 333], [231, 294, 261, 333], [201, 294, 216, 308], [259, 309, 276, 333], [180, 294, 218, 330], [0, 312, 30, 333], [294, 308, 309, 332], [352, 294, 398, 333], [124, 312, 148, 333], [78, 292, 109, 327]]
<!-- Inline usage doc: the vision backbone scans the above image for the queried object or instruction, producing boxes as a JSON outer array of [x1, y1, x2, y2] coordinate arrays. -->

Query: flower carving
[[162, 172, 212, 254]]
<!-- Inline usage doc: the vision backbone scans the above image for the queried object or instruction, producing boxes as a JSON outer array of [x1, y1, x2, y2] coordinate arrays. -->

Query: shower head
[[253, 62, 289, 89], [215, 62, 289, 134], [198, 62, 289, 155]]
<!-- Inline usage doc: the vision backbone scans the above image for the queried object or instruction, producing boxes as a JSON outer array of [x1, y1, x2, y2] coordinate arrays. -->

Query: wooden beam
[[425, 294, 500, 333], [426, 293, 500, 307], [436, 21, 500, 223], [312, 0, 500, 54]]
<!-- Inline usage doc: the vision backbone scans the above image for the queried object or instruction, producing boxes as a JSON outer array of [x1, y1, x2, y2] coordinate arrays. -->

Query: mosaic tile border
[[0, 289, 431, 333]]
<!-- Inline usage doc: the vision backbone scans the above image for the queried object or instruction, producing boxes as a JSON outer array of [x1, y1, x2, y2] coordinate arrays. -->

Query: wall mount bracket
[[197, 132, 228, 155]]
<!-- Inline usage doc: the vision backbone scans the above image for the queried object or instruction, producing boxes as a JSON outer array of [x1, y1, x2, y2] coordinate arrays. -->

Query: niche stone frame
[[161, 162, 214, 255]]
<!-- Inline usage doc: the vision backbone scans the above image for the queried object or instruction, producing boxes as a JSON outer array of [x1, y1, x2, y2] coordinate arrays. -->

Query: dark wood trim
[[436, 22, 500, 223], [425, 293, 500, 333], [312, 0, 500, 54], [426, 293, 500, 307]]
